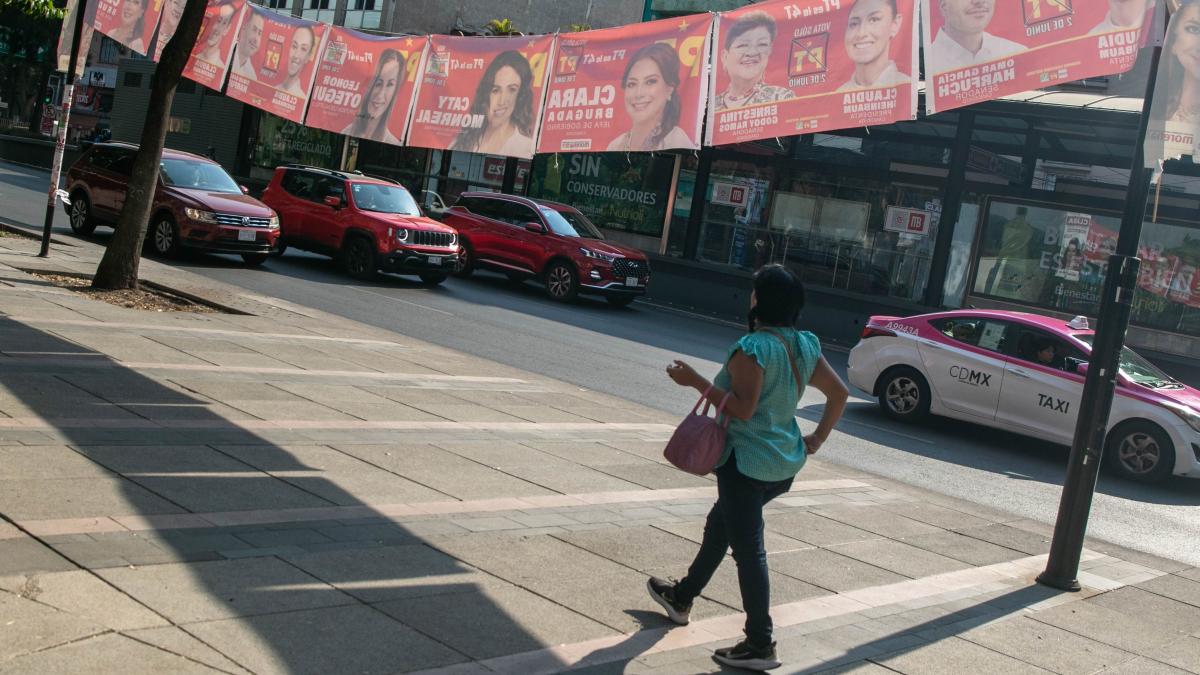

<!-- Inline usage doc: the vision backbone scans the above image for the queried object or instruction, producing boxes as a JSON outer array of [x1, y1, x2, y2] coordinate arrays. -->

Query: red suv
[[443, 193, 650, 306], [64, 142, 280, 265], [261, 166, 459, 284]]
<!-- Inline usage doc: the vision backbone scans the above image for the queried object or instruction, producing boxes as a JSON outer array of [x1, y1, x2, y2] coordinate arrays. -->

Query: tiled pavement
[[3, 233, 1200, 674]]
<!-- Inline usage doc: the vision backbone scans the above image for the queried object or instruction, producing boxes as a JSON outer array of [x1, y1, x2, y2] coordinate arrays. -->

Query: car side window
[[934, 318, 1009, 354], [109, 150, 135, 176], [494, 201, 539, 228], [88, 148, 114, 171], [281, 171, 316, 199], [464, 198, 503, 221], [1007, 326, 1085, 371], [314, 176, 345, 204]]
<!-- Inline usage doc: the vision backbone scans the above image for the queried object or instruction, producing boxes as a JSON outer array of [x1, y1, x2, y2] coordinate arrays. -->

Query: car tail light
[[861, 326, 897, 339]]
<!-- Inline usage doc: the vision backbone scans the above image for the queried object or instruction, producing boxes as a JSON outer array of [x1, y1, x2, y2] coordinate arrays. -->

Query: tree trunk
[[91, 0, 207, 290]]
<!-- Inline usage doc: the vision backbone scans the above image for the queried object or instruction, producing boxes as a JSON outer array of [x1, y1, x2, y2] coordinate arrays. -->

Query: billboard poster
[[923, 0, 1157, 114], [1145, 2, 1198, 168], [406, 34, 556, 159], [182, 0, 246, 92], [57, 0, 97, 78], [536, 14, 712, 154], [303, 28, 426, 146], [705, 0, 919, 147], [91, 0, 164, 56], [152, 0, 187, 60], [225, 5, 328, 124]]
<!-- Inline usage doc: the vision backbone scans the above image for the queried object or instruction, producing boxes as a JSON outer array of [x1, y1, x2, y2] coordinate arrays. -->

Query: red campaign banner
[[536, 14, 712, 154], [91, 0, 164, 56], [922, 0, 1157, 114], [303, 28, 426, 146], [406, 35, 556, 159], [706, 0, 919, 147], [1075, 217, 1200, 309], [225, 6, 328, 125], [152, 0, 187, 61], [57, 0, 96, 78], [182, 0, 246, 92]]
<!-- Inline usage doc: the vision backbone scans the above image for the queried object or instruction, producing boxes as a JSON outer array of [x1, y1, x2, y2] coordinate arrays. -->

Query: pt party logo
[[922, 0, 1156, 113], [225, 5, 329, 124], [537, 14, 713, 154], [706, 0, 920, 146], [303, 29, 427, 146], [405, 35, 555, 159]]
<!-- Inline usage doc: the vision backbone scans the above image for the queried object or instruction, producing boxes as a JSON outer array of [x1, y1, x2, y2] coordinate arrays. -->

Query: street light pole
[[39, 0, 89, 258], [1036, 42, 1163, 592]]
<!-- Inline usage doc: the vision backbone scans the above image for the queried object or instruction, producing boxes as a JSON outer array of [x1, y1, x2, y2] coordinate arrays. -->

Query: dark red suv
[[443, 193, 650, 306], [64, 142, 280, 265], [261, 166, 459, 284]]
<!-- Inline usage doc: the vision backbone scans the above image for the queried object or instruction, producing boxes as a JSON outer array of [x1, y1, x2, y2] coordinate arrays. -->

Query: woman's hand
[[803, 434, 824, 455], [666, 360, 704, 389]]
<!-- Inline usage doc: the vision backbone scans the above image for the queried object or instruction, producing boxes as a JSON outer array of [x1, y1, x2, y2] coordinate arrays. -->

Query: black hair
[[621, 42, 682, 150], [452, 50, 535, 153], [724, 10, 777, 49], [748, 264, 806, 332]]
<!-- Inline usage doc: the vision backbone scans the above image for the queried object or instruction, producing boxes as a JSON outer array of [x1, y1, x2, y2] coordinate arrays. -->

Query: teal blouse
[[712, 329, 822, 482]]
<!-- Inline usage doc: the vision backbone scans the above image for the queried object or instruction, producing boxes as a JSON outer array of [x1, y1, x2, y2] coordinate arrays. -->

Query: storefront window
[[971, 199, 1200, 334], [353, 141, 431, 196], [665, 155, 698, 258], [249, 112, 341, 182], [528, 152, 676, 251]]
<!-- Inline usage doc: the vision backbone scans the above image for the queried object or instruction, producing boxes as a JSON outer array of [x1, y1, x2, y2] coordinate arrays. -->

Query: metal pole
[[1036, 43, 1163, 592], [642, 0, 653, 22], [39, 0, 89, 258]]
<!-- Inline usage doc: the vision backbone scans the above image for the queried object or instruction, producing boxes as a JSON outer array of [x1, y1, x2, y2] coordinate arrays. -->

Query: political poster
[[225, 5, 328, 124], [152, 0, 187, 60], [923, 0, 1157, 114], [91, 0, 164, 56], [536, 14, 712, 154], [303, 28, 426, 146], [1145, 2, 1198, 168], [406, 34, 556, 159], [182, 0, 245, 92], [705, 0, 918, 147], [56, 0, 96, 78]]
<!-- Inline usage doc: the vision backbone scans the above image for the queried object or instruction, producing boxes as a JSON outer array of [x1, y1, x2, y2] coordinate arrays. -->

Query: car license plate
[[625, 276, 638, 287], [237, 230, 256, 242], [428, 256, 442, 266]]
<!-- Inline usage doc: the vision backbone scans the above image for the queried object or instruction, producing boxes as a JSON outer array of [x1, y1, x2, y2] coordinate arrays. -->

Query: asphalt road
[[4, 159, 1200, 566]]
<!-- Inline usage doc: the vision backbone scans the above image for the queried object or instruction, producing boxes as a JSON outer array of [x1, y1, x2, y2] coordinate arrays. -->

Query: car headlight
[[579, 247, 616, 262], [396, 228, 410, 243], [184, 207, 218, 224], [268, 214, 279, 230], [448, 233, 457, 247], [1169, 405, 1200, 433]]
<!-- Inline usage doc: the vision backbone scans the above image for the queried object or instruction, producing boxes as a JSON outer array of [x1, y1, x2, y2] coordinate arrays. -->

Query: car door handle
[[1010, 368, 1031, 379], [922, 339, 944, 350]]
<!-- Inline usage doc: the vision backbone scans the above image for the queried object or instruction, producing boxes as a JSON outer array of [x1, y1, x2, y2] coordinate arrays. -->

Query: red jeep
[[261, 166, 459, 284], [442, 192, 650, 306]]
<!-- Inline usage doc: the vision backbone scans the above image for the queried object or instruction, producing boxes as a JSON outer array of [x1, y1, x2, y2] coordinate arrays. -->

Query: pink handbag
[[664, 387, 731, 475]]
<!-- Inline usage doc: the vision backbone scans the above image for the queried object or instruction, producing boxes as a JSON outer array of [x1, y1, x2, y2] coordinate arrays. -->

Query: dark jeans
[[673, 452, 794, 646]]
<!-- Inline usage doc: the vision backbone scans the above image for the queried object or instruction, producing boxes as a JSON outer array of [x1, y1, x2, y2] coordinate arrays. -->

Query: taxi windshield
[[1074, 335, 1180, 388]]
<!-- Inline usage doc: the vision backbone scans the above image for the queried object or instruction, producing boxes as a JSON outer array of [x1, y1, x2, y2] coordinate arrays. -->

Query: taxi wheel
[[878, 367, 930, 422], [1105, 421, 1175, 483]]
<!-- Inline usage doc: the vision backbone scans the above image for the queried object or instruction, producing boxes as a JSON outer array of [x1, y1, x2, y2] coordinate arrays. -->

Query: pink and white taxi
[[847, 310, 1200, 483]]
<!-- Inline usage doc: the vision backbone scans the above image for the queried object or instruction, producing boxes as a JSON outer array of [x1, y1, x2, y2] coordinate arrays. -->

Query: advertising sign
[[91, 0, 163, 56], [182, 0, 246, 92], [1146, 3, 1197, 167], [530, 153, 675, 237], [225, 5, 328, 124], [406, 34, 556, 159], [922, 0, 1157, 114], [152, 0, 187, 60], [705, 0, 918, 147], [537, 14, 712, 154], [303, 28, 426, 146], [57, 0, 96, 78]]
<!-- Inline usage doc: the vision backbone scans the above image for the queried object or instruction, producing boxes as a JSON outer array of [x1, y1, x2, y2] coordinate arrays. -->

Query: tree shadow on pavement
[[0, 315, 577, 674]]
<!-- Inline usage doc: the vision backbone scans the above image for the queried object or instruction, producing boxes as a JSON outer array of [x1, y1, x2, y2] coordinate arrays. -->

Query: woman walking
[[648, 264, 848, 671]]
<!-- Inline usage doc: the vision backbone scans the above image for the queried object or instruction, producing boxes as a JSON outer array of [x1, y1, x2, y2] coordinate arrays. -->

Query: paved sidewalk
[[3, 231, 1200, 674]]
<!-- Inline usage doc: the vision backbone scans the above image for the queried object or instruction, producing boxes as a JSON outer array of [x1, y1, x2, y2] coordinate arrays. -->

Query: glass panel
[[250, 113, 341, 182]]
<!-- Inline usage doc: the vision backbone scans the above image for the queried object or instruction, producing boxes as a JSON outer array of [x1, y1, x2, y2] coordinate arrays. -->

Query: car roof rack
[[281, 164, 354, 180]]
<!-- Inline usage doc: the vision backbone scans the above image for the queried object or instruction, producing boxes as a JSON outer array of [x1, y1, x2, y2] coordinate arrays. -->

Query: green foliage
[[1, 0, 62, 20], [485, 18, 520, 36], [567, 23, 592, 32]]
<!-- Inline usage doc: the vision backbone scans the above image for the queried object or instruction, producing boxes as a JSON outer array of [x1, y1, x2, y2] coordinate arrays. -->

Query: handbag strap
[[763, 328, 804, 395], [693, 386, 732, 427]]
